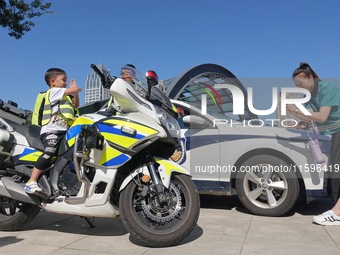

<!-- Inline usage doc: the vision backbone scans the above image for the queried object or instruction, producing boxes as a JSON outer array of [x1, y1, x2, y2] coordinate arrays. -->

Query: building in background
[[84, 64, 111, 104]]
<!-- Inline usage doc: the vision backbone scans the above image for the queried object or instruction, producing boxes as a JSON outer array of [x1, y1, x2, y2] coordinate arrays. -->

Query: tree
[[0, 0, 53, 39]]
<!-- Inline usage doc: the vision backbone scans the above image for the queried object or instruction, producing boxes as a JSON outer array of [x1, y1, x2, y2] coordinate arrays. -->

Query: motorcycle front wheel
[[0, 195, 40, 230], [119, 174, 200, 247]]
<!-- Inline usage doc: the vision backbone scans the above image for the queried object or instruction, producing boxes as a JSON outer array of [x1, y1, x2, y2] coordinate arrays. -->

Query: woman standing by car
[[287, 62, 340, 225]]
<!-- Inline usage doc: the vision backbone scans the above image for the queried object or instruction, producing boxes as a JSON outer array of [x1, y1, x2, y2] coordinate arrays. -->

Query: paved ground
[[0, 195, 339, 255]]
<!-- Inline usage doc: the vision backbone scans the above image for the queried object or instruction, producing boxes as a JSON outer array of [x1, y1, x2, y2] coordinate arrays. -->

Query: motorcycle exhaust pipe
[[0, 177, 39, 205]]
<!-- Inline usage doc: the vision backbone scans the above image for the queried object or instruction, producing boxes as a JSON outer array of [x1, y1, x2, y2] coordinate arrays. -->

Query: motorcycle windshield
[[123, 65, 173, 112], [149, 86, 173, 111]]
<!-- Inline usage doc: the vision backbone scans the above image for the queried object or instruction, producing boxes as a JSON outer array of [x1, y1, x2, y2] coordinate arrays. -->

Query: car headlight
[[155, 106, 181, 138]]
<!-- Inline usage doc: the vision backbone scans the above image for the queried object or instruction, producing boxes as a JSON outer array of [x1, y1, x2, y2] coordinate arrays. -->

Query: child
[[25, 68, 82, 194]]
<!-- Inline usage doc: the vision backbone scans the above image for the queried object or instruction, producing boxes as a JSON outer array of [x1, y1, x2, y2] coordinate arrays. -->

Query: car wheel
[[235, 154, 299, 216]]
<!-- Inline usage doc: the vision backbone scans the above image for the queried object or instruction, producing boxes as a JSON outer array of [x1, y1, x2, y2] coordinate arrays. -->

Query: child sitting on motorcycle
[[25, 68, 82, 194]]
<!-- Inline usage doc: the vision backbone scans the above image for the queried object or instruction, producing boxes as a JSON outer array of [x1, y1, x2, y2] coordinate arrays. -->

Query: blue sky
[[1, 0, 340, 114]]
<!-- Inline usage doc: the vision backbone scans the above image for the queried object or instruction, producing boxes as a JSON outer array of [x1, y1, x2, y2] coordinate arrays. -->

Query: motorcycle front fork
[[145, 154, 165, 195]]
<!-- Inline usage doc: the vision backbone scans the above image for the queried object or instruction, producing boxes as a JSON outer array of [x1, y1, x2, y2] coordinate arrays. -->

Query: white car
[[170, 99, 331, 216], [77, 62, 332, 217]]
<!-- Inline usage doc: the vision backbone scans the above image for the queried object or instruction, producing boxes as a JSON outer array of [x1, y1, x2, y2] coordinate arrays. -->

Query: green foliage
[[0, 0, 54, 39]]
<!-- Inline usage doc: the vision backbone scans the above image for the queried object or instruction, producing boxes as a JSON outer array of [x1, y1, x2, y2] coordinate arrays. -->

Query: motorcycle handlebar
[[90, 64, 105, 79], [90, 64, 115, 89]]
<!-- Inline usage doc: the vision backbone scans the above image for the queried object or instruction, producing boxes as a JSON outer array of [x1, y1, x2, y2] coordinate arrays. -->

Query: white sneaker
[[25, 182, 42, 194], [313, 210, 340, 226]]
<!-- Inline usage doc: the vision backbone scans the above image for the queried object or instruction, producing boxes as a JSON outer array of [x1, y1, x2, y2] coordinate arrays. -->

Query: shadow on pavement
[[129, 225, 204, 247], [199, 193, 335, 217], [25, 209, 204, 247], [294, 197, 334, 216], [24, 213, 128, 237], [17, 194, 335, 248], [0, 236, 24, 247], [199, 194, 241, 210]]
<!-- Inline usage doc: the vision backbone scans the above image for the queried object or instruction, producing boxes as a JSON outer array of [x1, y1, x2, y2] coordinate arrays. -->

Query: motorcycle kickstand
[[81, 216, 95, 228]]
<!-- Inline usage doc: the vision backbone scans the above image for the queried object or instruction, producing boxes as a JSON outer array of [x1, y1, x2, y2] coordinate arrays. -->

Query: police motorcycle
[[0, 64, 200, 247]]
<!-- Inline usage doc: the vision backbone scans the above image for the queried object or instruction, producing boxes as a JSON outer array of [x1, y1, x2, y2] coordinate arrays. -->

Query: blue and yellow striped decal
[[98, 119, 158, 149], [19, 148, 42, 162], [98, 146, 130, 167], [66, 117, 94, 147]]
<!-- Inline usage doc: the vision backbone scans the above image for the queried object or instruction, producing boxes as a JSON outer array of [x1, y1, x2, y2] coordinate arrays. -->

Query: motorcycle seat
[[4, 120, 44, 151]]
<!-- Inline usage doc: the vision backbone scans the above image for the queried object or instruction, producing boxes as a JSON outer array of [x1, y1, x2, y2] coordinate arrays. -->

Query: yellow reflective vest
[[41, 89, 76, 127]]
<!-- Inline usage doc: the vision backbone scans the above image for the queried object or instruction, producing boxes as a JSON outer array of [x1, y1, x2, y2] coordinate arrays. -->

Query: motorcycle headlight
[[155, 106, 181, 139]]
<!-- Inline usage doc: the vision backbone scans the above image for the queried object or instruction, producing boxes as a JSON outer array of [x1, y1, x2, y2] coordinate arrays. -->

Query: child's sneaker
[[313, 210, 340, 226], [25, 181, 42, 194]]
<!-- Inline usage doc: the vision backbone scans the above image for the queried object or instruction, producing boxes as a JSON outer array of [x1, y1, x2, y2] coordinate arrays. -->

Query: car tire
[[235, 154, 299, 216]]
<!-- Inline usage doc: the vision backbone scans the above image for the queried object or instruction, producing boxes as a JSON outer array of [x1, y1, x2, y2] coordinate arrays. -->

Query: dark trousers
[[34, 131, 66, 170], [330, 131, 340, 202]]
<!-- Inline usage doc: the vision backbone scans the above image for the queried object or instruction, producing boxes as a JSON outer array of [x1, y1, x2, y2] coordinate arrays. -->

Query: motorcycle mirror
[[145, 70, 159, 99], [146, 70, 158, 86]]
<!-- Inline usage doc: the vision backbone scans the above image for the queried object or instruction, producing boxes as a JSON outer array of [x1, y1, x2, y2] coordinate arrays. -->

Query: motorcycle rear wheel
[[0, 196, 40, 230], [119, 174, 200, 247]]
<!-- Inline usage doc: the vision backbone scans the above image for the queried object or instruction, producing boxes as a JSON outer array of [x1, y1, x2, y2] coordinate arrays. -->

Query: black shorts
[[34, 131, 66, 170]]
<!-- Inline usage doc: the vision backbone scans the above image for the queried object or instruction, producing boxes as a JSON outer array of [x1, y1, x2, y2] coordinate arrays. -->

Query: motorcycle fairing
[[17, 147, 42, 163], [97, 118, 159, 149], [95, 144, 131, 167], [66, 117, 95, 147], [119, 157, 190, 191], [14, 147, 57, 166]]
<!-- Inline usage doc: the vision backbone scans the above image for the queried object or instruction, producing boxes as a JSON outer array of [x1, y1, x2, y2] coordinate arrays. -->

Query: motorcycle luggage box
[[0, 128, 14, 155]]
